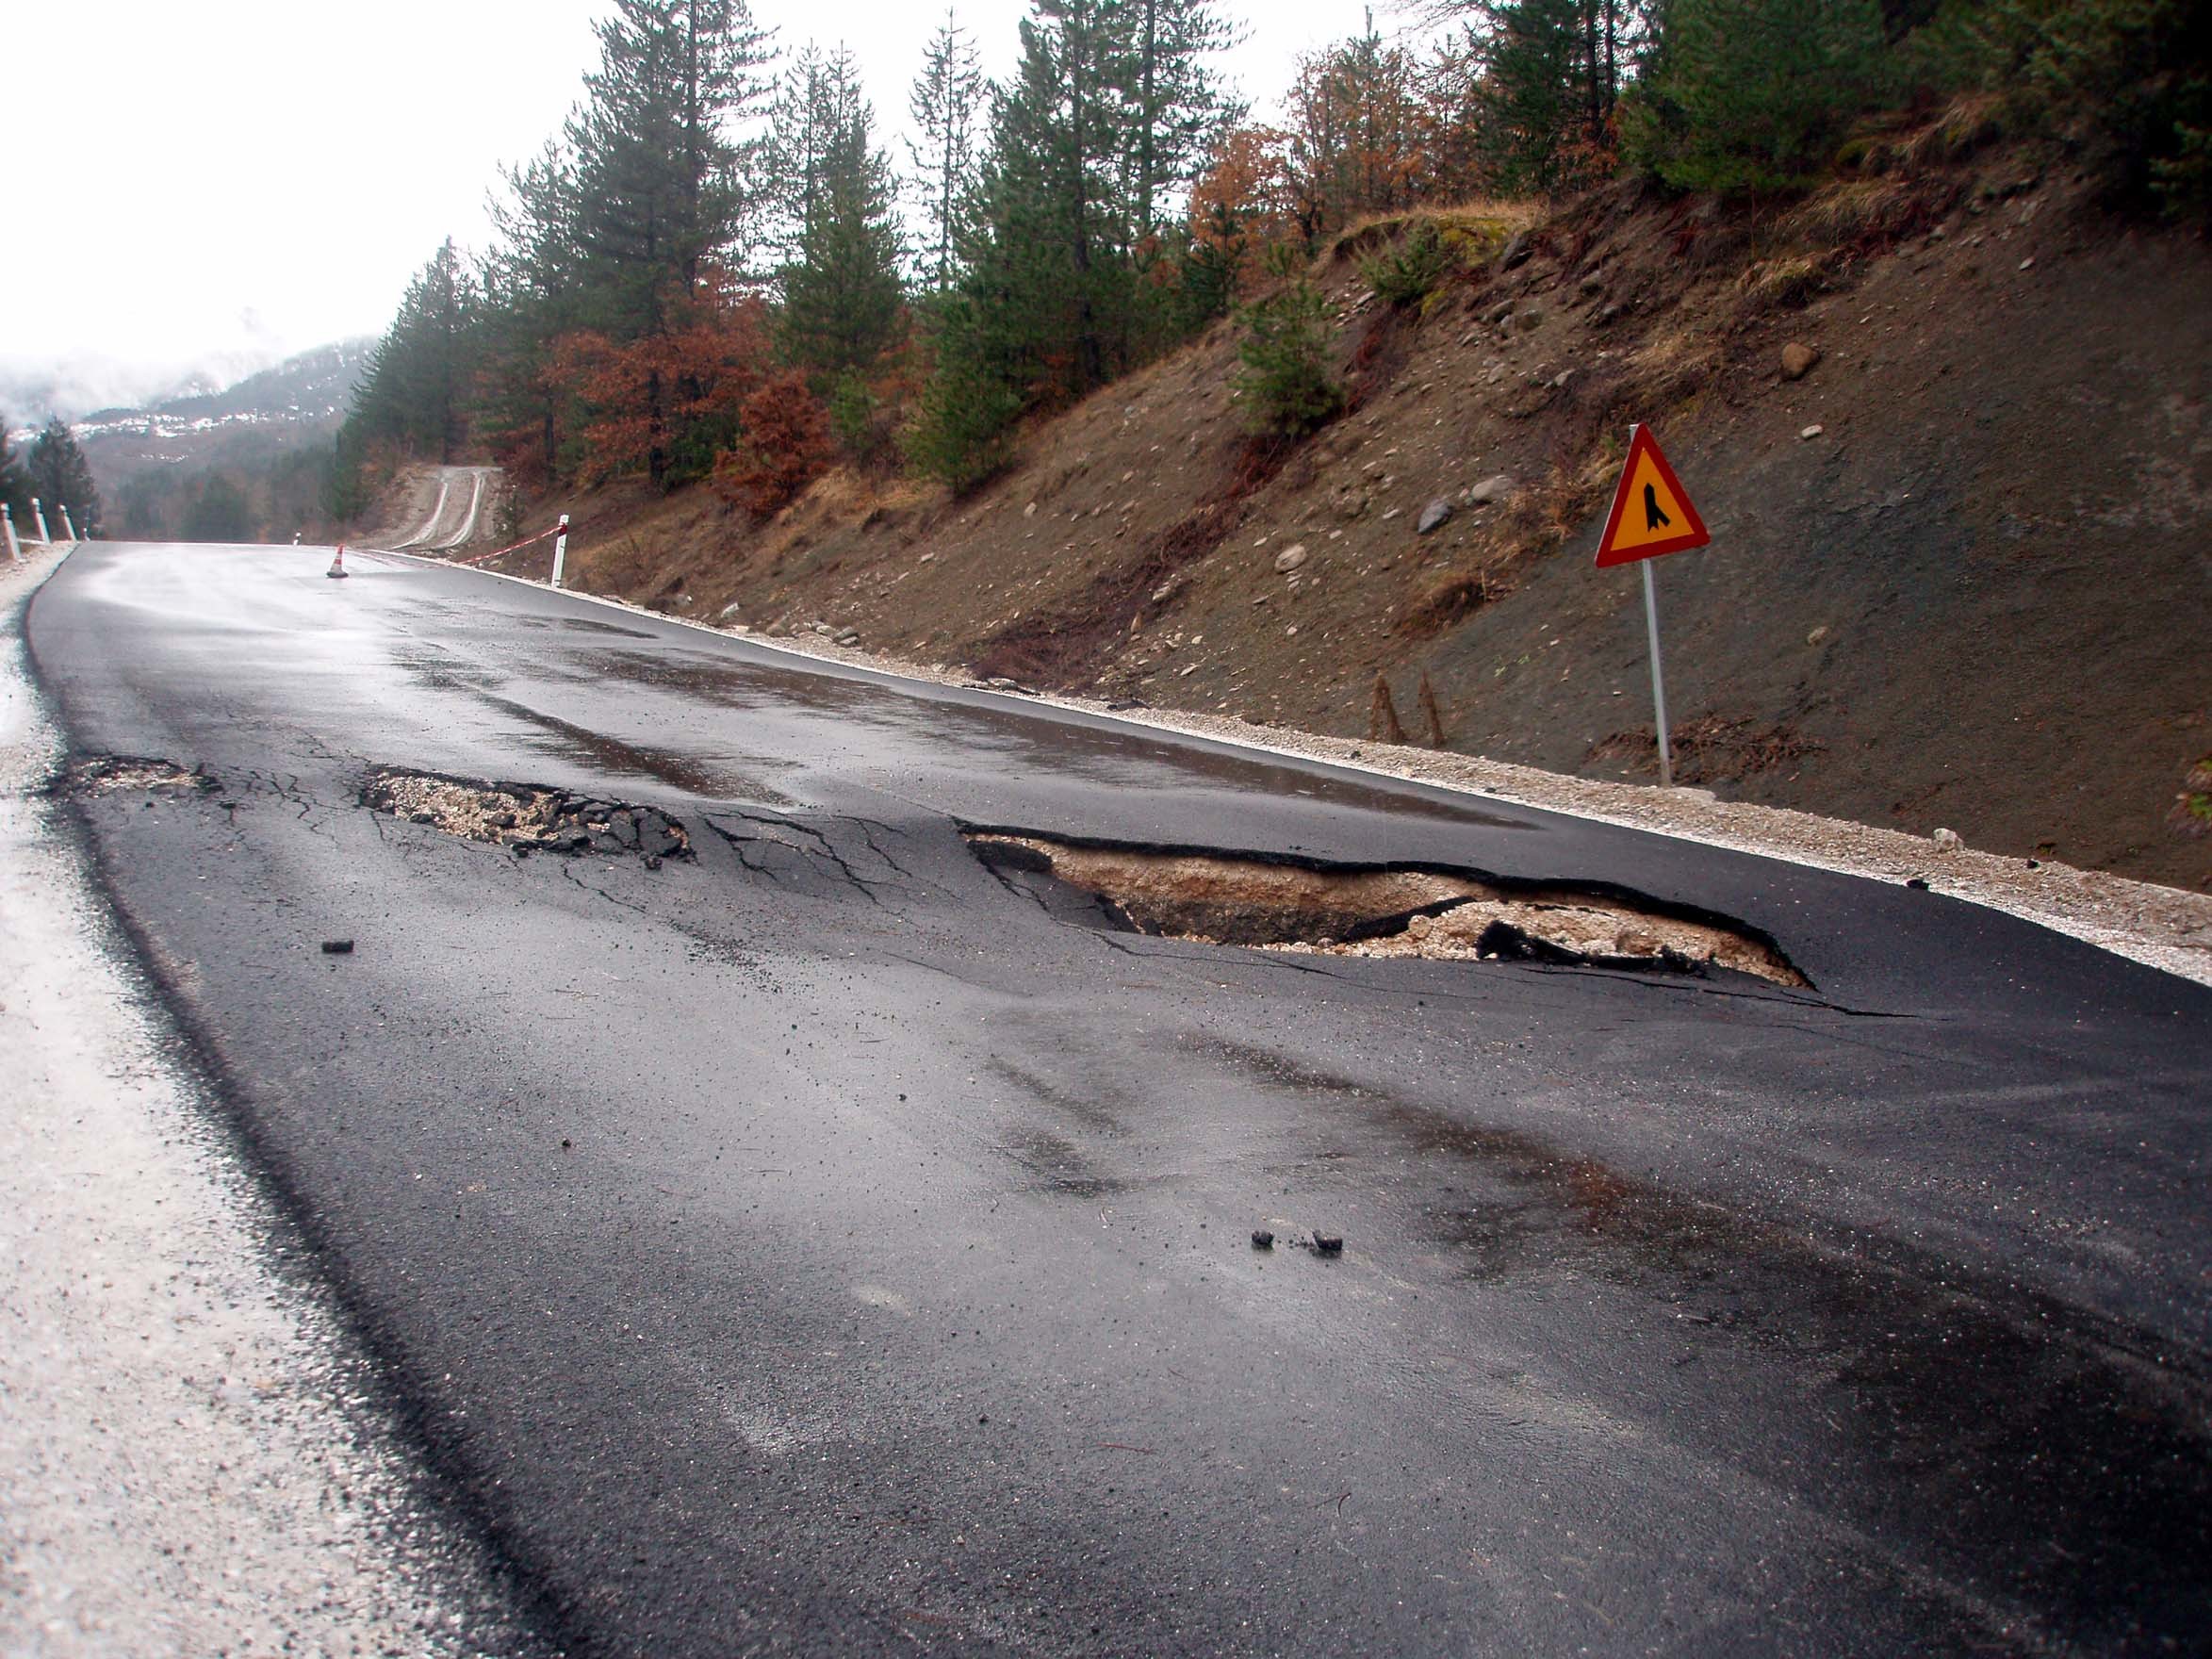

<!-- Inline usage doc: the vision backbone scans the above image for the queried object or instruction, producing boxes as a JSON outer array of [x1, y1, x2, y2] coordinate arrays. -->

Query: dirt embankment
[[451, 141, 2211, 895]]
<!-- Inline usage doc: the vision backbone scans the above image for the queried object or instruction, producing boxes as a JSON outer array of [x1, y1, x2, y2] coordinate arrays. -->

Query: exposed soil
[[968, 830, 1807, 986], [396, 135, 2210, 895], [361, 767, 691, 864], [68, 755, 221, 794]]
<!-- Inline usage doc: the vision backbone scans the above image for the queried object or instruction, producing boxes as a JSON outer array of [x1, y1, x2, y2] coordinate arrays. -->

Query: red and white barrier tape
[[454, 522, 566, 567]]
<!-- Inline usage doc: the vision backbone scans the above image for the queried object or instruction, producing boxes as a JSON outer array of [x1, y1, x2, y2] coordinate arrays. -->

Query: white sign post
[[58, 506, 77, 542], [29, 498, 49, 543], [1639, 563, 1674, 788], [550, 514, 571, 589], [2, 505, 20, 563]]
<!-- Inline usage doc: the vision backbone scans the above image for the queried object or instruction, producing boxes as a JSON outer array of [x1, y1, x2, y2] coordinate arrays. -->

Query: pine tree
[[350, 239, 478, 464], [1481, 0, 1587, 192], [1632, 0, 1889, 191], [1122, 0, 1244, 249], [909, 0, 1237, 485], [478, 142, 585, 485], [776, 59, 906, 381], [26, 418, 101, 537], [907, 10, 985, 293], [568, 0, 774, 327], [1410, 0, 1649, 191], [565, 0, 776, 485], [179, 473, 254, 543], [0, 414, 32, 523], [762, 45, 846, 270]]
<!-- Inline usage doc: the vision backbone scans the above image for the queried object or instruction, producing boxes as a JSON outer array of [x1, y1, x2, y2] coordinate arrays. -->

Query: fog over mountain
[[0, 344, 300, 428]]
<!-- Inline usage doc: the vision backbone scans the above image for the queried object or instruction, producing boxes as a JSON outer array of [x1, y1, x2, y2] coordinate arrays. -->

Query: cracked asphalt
[[22, 541, 2212, 1656]]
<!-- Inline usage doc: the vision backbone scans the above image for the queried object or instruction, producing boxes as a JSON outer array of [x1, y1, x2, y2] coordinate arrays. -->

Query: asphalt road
[[24, 541, 2212, 1656]]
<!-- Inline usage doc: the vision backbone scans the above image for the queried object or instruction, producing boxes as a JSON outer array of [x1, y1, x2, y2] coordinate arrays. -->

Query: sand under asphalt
[[0, 542, 543, 1658], [404, 547, 2212, 989]]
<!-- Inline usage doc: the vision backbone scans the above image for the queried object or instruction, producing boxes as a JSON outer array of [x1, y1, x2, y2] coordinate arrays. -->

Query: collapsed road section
[[967, 830, 1808, 986], [362, 766, 692, 865]]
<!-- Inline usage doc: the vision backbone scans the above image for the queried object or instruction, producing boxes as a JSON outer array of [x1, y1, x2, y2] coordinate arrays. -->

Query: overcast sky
[[4, 1, 1401, 416]]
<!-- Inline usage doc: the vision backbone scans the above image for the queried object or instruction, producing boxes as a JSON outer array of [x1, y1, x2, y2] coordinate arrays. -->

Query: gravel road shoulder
[[0, 543, 548, 1658]]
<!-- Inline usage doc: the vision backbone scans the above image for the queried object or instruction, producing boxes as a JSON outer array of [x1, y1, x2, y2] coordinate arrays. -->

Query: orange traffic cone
[[327, 544, 350, 579]]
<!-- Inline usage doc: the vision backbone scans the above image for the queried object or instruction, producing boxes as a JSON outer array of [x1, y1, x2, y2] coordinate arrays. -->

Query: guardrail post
[[550, 514, 571, 590], [30, 498, 49, 543], [59, 506, 77, 542], [2, 504, 20, 563]]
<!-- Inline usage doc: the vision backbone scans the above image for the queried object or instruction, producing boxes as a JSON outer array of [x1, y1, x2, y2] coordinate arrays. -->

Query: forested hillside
[[336, 0, 2212, 890], [335, 0, 2209, 514]]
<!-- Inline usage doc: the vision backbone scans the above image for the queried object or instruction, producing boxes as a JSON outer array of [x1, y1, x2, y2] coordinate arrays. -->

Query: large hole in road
[[966, 832, 1808, 987], [362, 767, 692, 864]]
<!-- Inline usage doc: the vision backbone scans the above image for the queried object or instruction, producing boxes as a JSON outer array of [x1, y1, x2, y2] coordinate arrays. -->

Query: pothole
[[966, 832, 1807, 988], [68, 756, 221, 794], [363, 768, 692, 864]]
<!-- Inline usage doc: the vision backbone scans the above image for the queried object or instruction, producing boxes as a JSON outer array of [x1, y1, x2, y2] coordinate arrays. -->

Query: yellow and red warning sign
[[1594, 425, 1710, 567]]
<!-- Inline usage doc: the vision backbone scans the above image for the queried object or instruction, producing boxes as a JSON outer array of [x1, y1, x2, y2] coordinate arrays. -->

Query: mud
[[967, 830, 1807, 986], [362, 767, 692, 862]]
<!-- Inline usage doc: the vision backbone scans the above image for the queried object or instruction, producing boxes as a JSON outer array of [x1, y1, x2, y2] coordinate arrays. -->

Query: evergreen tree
[[762, 46, 848, 269], [1482, 0, 1593, 193], [903, 292, 1025, 489], [349, 239, 478, 465], [775, 57, 906, 380], [0, 415, 32, 524], [26, 418, 101, 537], [478, 142, 585, 485], [567, 0, 774, 329], [1122, 0, 1244, 248], [1406, 0, 1648, 194], [565, 0, 776, 485], [908, 0, 1238, 485], [179, 473, 254, 543], [1631, 0, 1889, 190], [907, 10, 985, 292]]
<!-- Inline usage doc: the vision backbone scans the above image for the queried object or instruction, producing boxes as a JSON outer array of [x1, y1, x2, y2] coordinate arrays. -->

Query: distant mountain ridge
[[74, 338, 373, 441], [57, 339, 374, 514]]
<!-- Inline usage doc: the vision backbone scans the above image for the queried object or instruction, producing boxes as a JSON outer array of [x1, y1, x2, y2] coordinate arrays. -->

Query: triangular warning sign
[[1595, 425, 1710, 567]]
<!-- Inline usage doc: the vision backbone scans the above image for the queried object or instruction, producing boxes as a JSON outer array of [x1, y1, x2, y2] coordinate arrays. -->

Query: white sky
[[3, 1, 1394, 414]]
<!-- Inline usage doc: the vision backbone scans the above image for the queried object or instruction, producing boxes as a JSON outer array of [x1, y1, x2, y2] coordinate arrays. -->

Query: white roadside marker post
[[1640, 562, 1674, 789], [30, 498, 49, 543], [550, 514, 571, 590], [2, 504, 20, 563], [59, 506, 77, 543]]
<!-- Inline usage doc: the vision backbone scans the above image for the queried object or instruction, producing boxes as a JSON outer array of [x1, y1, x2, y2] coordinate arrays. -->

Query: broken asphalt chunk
[[362, 767, 691, 865]]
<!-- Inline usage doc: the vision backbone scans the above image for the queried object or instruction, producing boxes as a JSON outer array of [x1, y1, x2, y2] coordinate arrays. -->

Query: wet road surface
[[24, 542, 2212, 1655]]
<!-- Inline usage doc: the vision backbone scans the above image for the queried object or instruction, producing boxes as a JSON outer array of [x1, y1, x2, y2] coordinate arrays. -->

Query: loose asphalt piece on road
[[21, 541, 2212, 1657]]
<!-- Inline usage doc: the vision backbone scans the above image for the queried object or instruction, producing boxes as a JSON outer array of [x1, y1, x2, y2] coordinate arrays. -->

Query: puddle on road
[[968, 830, 1806, 986], [467, 690, 795, 806], [574, 648, 1517, 825]]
